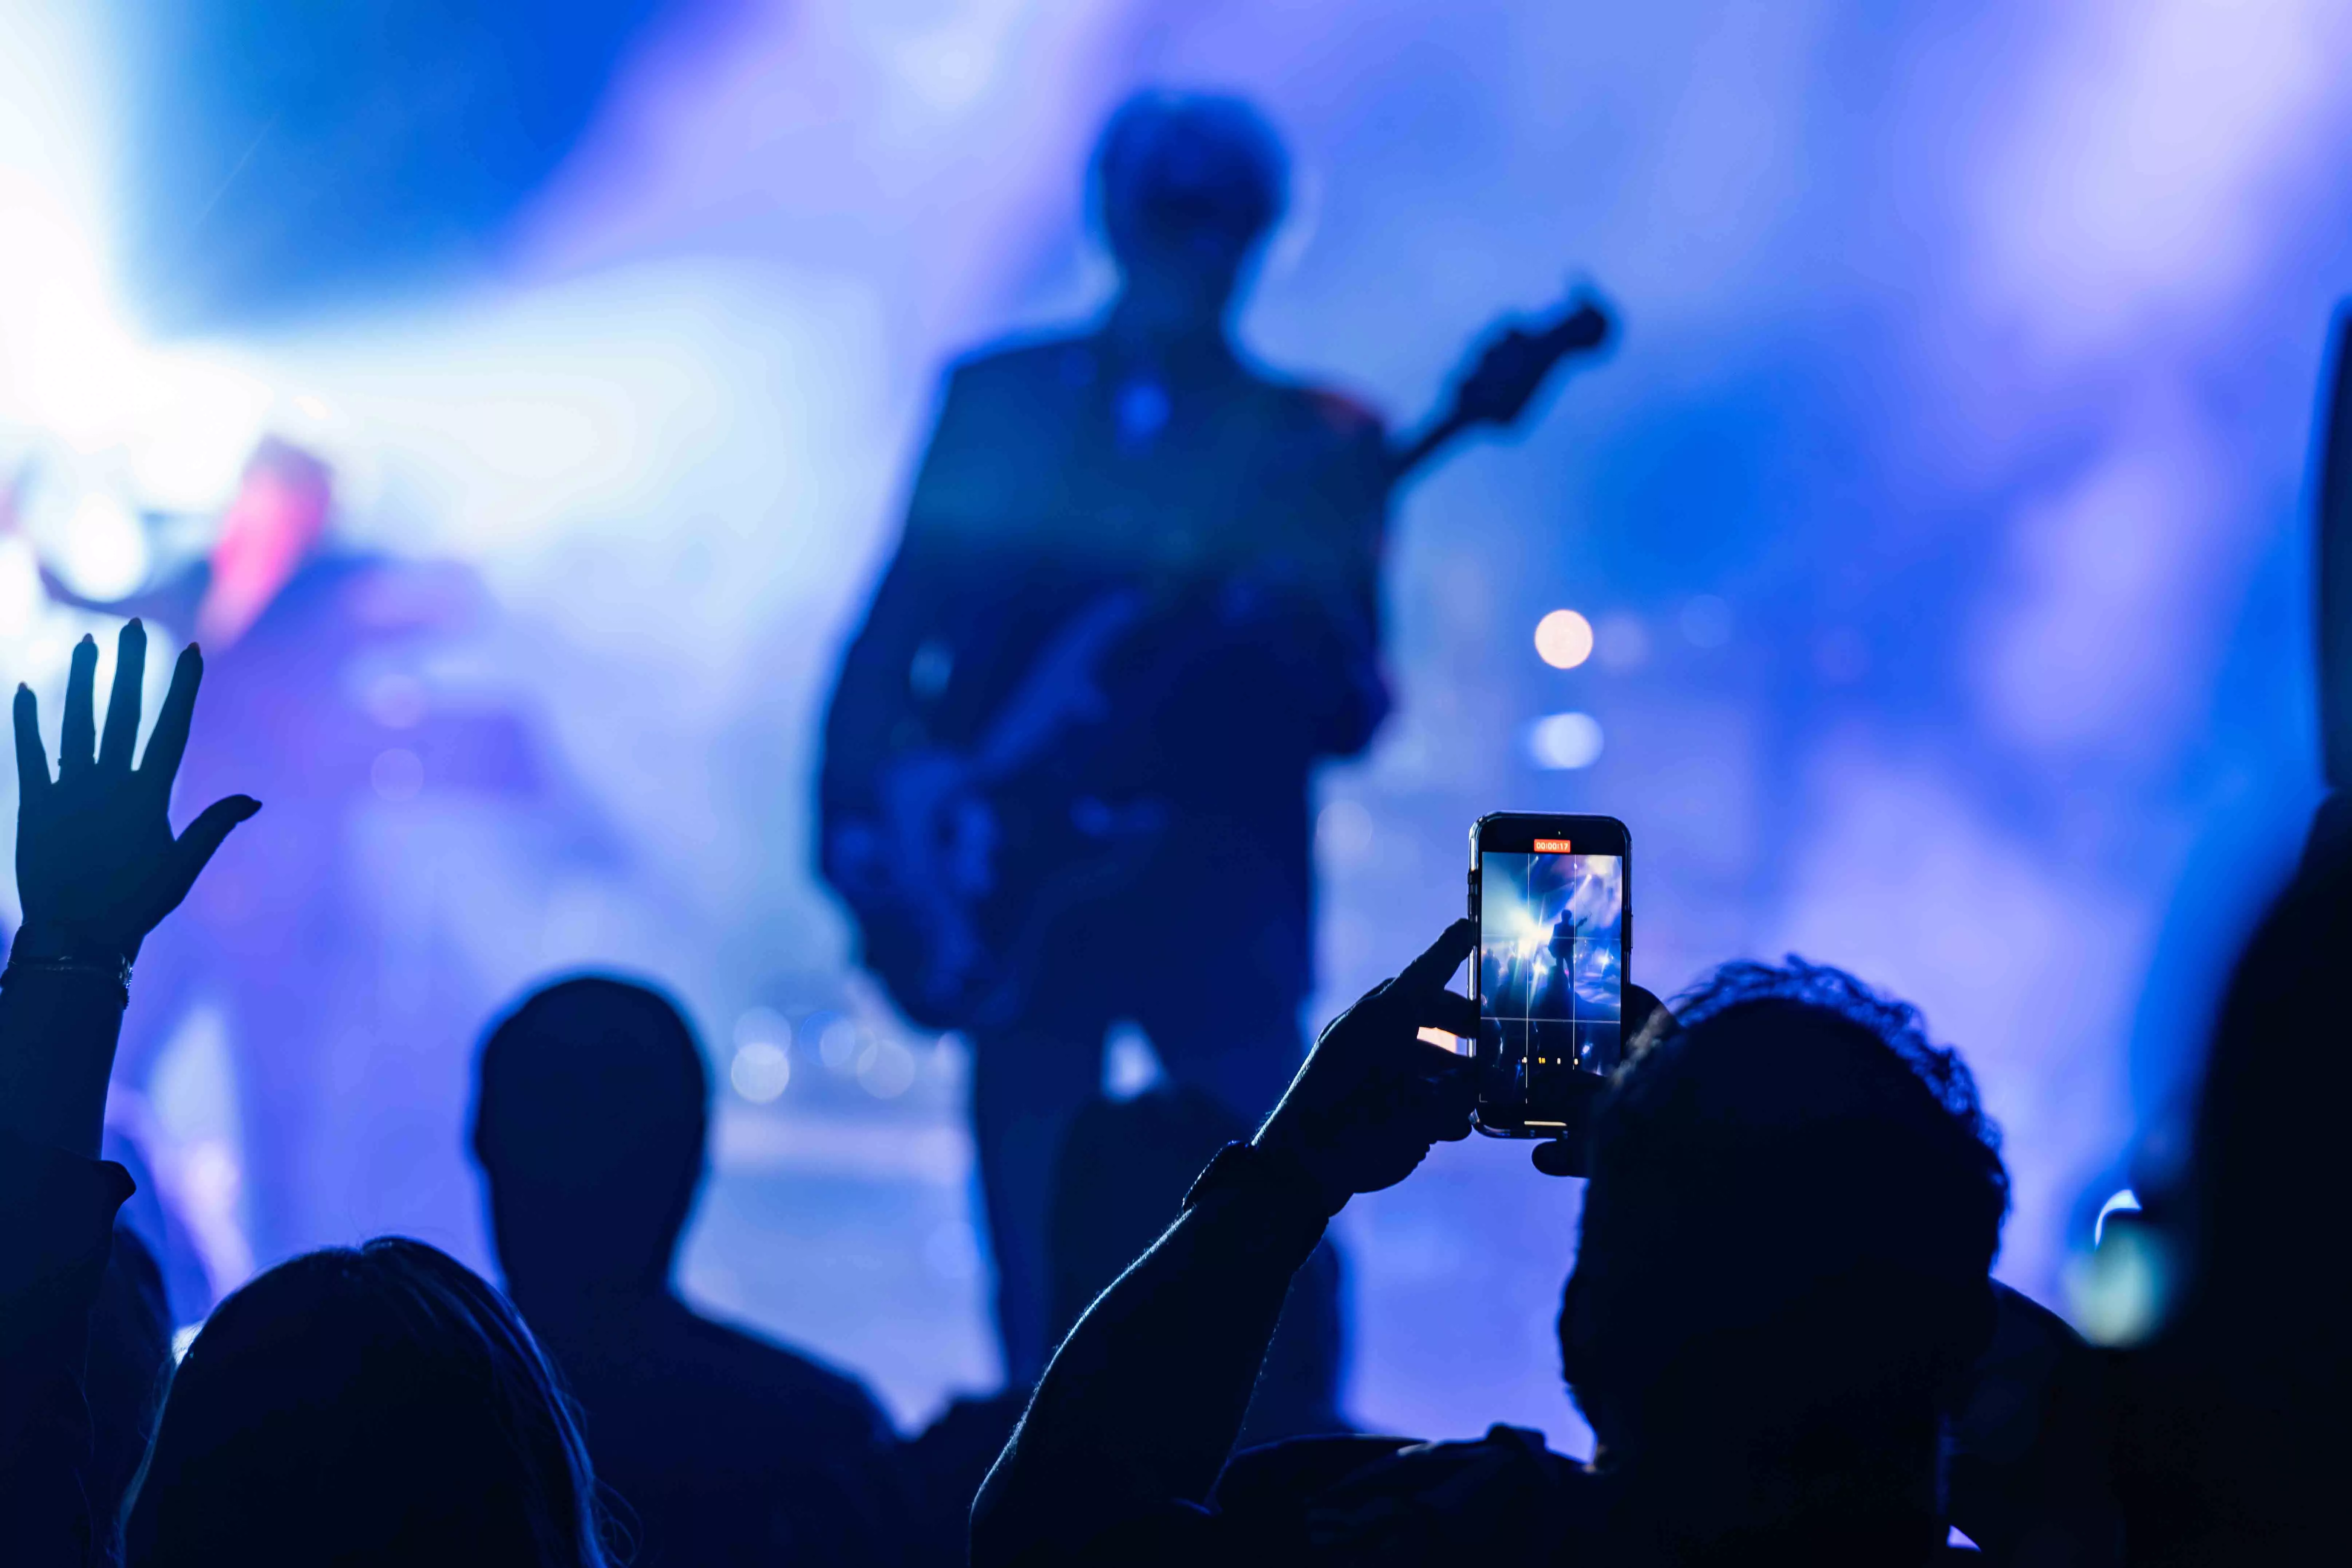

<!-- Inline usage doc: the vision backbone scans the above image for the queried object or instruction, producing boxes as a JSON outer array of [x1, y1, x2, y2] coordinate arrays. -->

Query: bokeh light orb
[[1534, 608, 1594, 669], [730, 1040, 791, 1102], [1527, 711, 1604, 770]]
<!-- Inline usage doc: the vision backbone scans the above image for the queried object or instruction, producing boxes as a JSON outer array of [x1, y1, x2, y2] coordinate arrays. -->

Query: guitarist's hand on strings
[[1252, 920, 1481, 1214]]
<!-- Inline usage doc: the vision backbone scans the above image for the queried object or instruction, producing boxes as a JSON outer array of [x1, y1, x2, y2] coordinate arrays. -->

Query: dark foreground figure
[[0, 622, 612, 1565], [2111, 849, 2352, 1565], [975, 926, 2012, 1567], [473, 977, 908, 1567]]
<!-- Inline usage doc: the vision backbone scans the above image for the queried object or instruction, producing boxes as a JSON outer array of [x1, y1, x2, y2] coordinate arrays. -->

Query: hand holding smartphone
[[1467, 813, 1629, 1138]]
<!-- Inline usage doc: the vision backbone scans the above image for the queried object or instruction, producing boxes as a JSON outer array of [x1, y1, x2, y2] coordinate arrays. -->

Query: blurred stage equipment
[[108, 0, 685, 333]]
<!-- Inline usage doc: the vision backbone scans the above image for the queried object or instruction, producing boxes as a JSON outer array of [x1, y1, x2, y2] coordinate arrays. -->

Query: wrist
[[1198, 1135, 1349, 1222], [6, 927, 134, 999], [10, 924, 133, 965]]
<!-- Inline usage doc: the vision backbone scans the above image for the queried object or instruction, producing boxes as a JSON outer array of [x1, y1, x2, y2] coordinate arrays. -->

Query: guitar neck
[[1387, 303, 1605, 490], [1386, 411, 1476, 489]]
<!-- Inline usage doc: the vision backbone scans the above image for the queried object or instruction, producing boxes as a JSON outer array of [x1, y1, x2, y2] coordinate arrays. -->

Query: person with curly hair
[[975, 928, 2012, 1566]]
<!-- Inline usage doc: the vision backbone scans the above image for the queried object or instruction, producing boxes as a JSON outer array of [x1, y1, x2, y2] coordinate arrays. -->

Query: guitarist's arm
[[1304, 410, 1395, 761]]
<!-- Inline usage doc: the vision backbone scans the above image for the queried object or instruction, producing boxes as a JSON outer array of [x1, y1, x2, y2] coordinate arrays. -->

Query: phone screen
[[1477, 841, 1624, 1125]]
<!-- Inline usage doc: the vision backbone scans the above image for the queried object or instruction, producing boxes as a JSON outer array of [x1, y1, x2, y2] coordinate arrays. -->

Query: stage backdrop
[[1, 0, 2347, 1438]]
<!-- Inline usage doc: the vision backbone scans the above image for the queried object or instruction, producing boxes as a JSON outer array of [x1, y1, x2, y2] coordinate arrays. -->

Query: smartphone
[[1467, 813, 1630, 1138]]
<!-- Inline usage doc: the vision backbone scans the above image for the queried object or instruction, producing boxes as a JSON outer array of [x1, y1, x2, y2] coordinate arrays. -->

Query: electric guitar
[[828, 289, 1617, 1030]]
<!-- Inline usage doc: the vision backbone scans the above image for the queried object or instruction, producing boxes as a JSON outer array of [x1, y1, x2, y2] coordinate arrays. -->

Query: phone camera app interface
[[1480, 851, 1624, 1105]]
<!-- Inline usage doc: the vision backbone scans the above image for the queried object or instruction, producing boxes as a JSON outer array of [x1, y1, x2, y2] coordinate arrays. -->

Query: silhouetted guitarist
[[819, 90, 1610, 1381]]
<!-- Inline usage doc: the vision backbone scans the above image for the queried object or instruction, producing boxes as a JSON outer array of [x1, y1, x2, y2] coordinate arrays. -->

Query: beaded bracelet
[[2, 951, 134, 1004]]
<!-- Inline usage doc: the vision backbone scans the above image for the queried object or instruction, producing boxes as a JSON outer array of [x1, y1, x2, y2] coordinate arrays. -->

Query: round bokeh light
[[1534, 608, 1594, 669]]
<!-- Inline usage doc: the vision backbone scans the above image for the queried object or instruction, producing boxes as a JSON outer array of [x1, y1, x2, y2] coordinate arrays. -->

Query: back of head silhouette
[[1563, 963, 2006, 1552], [124, 1237, 606, 1568], [1092, 89, 1288, 335], [473, 977, 709, 1305]]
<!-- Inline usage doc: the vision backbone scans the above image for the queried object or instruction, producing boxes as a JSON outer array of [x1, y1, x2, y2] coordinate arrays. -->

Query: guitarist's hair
[[1092, 89, 1288, 255]]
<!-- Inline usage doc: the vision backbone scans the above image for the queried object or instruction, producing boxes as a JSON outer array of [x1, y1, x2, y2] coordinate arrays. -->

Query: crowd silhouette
[[4, 86, 2350, 1568]]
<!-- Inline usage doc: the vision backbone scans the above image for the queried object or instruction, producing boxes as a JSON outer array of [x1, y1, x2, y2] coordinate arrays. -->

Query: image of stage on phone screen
[[1479, 852, 1624, 1094]]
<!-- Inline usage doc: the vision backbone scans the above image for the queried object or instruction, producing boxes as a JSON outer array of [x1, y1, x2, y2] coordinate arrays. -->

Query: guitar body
[[826, 586, 1174, 1030], [827, 578, 1295, 1031]]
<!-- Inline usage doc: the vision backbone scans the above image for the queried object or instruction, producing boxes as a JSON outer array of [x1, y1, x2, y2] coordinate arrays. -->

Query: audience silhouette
[[473, 976, 909, 1568], [85, 1222, 171, 1544], [2112, 848, 2351, 1565], [1, 624, 615, 1567], [974, 928, 2012, 1566], [126, 1236, 610, 1567], [1, 306, 2341, 1568]]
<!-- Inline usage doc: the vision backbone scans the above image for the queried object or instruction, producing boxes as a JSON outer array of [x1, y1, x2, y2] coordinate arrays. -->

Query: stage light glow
[[818, 1015, 865, 1073], [1527, 711, 1604, 770], [924, 1219, 982, 1282], [1103, 1024, 1165, 1101], [1534, 608, 1594, 669], [730, 1040, 791, 1102], [1680, 595, 1733, 648], [1316, 798, 1375, 862], [32, 486, 151, 601], [2066, 1220, 2172, 1348], [733, 1006, 791, 1052], [2094, 1186, 2141, 1247], [0, 539, 43, 637], [369, 748, 424, 801], [1595, 611, 1649, 671], [857, 1036, 918, 1098]]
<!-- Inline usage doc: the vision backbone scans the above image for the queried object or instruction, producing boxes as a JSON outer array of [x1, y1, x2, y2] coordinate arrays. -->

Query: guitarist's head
[[1093, 90, 1287, 341]]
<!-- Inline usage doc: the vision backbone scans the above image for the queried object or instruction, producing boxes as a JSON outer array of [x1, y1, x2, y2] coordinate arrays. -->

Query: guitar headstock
[[1448, 291, 1615, 434]]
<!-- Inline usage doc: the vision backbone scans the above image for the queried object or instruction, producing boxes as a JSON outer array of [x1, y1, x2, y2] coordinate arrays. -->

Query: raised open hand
[[12, 622, 259, 966], [1252, 920, 1481, 1211]]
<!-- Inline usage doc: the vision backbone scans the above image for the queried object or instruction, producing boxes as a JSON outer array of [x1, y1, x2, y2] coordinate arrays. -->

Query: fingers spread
[[98, 620, 148, 773], [138, 645, 205, 792], [59, 635, 97, 774], [13, 685, 47, 811]]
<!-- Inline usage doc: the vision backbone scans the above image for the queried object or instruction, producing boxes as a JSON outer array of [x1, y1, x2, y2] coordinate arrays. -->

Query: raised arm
[[0, 624, 258, 1159], [971, 923, 1479, 1568], [0, 621, 255, 1564]]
